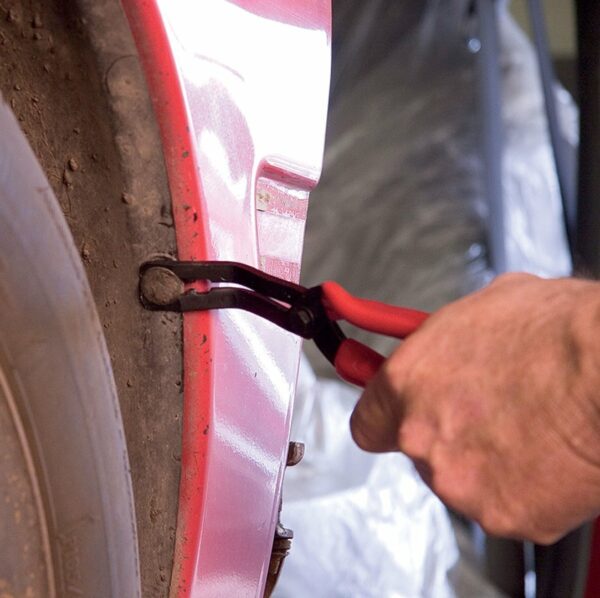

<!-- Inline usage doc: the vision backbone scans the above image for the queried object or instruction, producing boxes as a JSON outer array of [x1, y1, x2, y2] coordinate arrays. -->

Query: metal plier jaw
[[139, 260, 428, 387]]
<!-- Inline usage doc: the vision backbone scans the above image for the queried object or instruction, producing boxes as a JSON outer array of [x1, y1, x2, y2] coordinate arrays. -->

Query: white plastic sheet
[[500, 10, 574, 277], [274, 357, 458, 598]]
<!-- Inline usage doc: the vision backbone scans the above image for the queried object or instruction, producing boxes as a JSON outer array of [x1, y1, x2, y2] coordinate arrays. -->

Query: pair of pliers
[[138, 260, 428, 387]]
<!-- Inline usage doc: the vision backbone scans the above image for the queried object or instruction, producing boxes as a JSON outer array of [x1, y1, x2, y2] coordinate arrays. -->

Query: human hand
[[350, 273, 600, 543]]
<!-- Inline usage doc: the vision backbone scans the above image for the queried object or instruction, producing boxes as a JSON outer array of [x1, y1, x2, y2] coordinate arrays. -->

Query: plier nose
[[139, 260, 428, 387]]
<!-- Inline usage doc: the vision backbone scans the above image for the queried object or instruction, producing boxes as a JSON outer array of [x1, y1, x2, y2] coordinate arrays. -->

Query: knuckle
[[478, 508, 519, 539], [524, 510, 566, 545], [477, 501, 562, 544], [477, 493, 530, 539], [529, 528, 563, 546], [420, 458, 465, 507]]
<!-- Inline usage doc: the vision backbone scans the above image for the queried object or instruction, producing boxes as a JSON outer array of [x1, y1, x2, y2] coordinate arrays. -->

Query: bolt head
[[287, 441, 305, 467], [140, 267, 184, 306]]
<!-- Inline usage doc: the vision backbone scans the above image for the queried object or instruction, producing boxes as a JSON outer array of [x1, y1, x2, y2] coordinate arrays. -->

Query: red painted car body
[[122, 1, 331, 596]]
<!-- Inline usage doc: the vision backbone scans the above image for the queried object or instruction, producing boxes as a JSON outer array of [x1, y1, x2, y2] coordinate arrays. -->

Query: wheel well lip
[[120, 3, 213, 595]]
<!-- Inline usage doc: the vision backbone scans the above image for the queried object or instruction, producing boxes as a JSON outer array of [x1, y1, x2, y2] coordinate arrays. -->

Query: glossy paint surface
[[123, 1, 331, 596]]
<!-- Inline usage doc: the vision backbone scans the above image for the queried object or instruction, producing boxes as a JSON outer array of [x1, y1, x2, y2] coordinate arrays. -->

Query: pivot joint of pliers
[[138, 260, 345, 364]]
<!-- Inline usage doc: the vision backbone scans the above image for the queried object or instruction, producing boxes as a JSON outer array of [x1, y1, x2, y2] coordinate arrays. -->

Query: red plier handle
[[138, 260, 429, 388], [321, 281, 429, 387]]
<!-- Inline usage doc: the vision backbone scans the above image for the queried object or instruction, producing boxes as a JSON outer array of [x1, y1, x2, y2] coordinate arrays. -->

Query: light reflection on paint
[[220, 310, 294, 415], [216, 416, 279, 477], [256, 211, 304, 263], [159, 0, 329, 179], [198, 130, 248, 201]]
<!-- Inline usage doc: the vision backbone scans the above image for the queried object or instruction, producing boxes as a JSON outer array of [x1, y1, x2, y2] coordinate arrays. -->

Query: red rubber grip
[[321, 281, 428, 338], [334, 339, 386, 387]]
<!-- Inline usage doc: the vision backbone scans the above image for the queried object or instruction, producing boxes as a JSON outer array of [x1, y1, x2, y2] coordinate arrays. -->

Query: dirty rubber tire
[[0, 99, 140, 596], [0, 2, 183, 593]]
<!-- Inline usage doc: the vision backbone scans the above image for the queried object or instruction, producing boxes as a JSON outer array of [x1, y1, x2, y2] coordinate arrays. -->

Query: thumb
[[350, 370, 402, 453]]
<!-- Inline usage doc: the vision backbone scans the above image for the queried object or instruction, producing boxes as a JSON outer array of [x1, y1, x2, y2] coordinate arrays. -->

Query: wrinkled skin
[[350, 273, 600, 544]]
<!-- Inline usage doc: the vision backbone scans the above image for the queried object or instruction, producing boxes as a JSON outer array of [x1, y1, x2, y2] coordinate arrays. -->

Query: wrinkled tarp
[[275, 1, 574, 596], [274, 357, 459, 598]]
